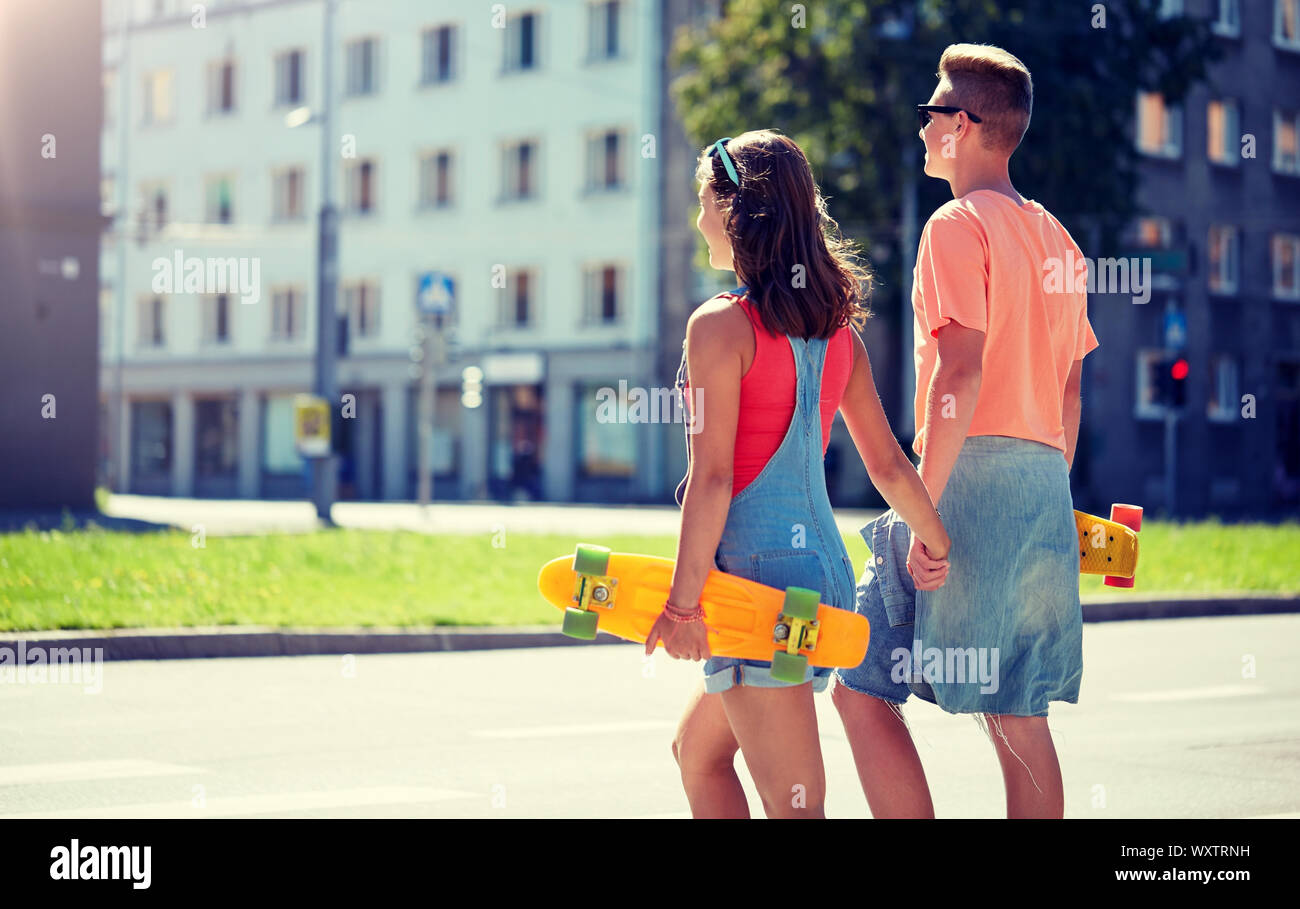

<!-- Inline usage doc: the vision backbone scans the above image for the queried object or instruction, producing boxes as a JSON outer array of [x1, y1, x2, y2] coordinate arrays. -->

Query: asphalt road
[[0, 614, 1296, 819]]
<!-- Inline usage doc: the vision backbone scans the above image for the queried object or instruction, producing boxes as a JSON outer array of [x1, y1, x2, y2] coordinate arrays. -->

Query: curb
[[1, 596, 1296, 662]]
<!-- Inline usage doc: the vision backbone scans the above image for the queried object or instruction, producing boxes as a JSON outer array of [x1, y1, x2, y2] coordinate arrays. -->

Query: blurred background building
[[69, 0, 1300, 517]]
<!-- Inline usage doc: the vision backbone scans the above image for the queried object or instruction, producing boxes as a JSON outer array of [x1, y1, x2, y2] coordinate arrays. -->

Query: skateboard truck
[[769, 586, 822, 683], [561, 544, 617, 640]]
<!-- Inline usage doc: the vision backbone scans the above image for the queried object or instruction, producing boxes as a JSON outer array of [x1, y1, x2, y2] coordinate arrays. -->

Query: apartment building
[[1073, 0, 1300, 517], [100, 0, 692, 502]]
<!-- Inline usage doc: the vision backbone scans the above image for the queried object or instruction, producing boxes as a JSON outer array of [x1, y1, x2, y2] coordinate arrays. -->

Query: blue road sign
[[1163, 309, 1187, 349], [417, 272, 454, 316]]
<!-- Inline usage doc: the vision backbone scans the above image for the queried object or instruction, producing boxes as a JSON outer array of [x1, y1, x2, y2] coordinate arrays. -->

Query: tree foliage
[[671, 0, 1219, 280]]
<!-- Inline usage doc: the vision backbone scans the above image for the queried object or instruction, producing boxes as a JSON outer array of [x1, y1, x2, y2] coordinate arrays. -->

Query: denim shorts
[[834, 435, 1082, 717]]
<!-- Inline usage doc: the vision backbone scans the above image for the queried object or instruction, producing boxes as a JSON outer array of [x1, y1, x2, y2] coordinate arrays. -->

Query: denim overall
[[674, 287, 856, 694]]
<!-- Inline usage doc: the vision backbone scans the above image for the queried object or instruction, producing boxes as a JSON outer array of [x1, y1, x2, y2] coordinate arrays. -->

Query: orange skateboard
[[1074, 505, 1142, 587], [537, 544, 870, 683]]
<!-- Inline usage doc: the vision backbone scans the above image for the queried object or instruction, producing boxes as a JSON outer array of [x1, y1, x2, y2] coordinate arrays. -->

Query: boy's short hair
[[937, 43, 1033, 155]]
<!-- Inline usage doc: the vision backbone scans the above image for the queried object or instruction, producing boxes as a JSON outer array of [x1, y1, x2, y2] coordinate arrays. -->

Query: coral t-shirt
[[911, 190, 1100, 457]]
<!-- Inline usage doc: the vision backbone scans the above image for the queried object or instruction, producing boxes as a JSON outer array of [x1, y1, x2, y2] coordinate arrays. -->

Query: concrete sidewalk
[[94, 494, 883, 538]]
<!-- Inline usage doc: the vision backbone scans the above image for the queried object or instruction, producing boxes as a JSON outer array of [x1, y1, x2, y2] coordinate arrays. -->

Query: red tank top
[[686, 292, 853, 497]]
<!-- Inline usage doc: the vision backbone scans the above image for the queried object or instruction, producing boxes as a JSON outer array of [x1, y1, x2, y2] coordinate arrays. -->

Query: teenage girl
[[644, 129, 951, 818]]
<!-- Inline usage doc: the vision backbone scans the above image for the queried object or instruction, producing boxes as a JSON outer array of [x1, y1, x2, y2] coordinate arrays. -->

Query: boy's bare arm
[[917, 322, 984, 506], [1063, 358, 1083, 471]]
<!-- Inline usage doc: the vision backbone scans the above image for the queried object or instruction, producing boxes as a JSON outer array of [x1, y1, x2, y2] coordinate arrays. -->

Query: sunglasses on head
[[707, 137, 740, 187], [917, 104, 983, 129]]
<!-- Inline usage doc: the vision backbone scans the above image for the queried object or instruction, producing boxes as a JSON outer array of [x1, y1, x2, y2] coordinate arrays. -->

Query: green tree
[[671, 0, 1218, 420]]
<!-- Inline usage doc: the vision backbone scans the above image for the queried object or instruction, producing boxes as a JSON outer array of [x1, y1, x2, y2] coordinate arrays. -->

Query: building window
[[1157, 0, 1183, 18], [103, 69, 116, 127], [195, 399, 239, 478], [272, 166, 305, 221], [271, 286, 306, 340], [1208, 225, 1239, 295], [204, 174, 235, 224], [1277, 0, 1300, 50], [1207, 355, 1240, 423], [130, 401, 172, 478], [1206, 99, 1239, 165], [586, 129, 625, 191], [206, 59, 236, 115], [501, 140, 537, 200], [201, 293, 232, 345], [418, 150, 454, 208], [1274, 109, 1300, 174], [1212, 0, 1240, 36], [345, 37, 380, 96], [1136, 92, 1182, 158], [587, 1, 622, 60], [1135, 217, 1173, 248], [1135, 349, 1170, 420], [139, 182, 168, 231], [263, 394, 304, 473], [274, 49, 305, 107], [344, 280, 381, 339], [101, 175, 116, 218], [100, 287, 113, 350], [583, 264, 624, 324], [137, 295, 165, 347], [142, 69, 173, 125], [498, 269, 535, 327], [421, 25, 456, 84], [1274, 234, 1300, 300], [345, 158, 377, 214], [577, 383, 636, 478], [503, 11, 538, 72]]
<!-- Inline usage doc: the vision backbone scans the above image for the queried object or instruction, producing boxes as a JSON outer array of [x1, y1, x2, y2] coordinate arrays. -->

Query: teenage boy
[[832, 43, 1099, 819]]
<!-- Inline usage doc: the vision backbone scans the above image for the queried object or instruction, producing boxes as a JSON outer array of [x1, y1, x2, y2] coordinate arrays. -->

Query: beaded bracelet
[[663, 601, 705, 623]]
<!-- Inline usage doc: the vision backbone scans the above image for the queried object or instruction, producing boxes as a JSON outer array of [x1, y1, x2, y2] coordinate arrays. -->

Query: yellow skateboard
[[537, 544, 870, 683], [1074, 504, 1142, 586]]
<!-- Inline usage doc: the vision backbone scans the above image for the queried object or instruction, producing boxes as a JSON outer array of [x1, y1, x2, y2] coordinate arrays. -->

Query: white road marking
[[1110, 684, 1267, 703], [471, 720, 676, 739], [0, 759, 204, 787], [0, 786, 479, 819]]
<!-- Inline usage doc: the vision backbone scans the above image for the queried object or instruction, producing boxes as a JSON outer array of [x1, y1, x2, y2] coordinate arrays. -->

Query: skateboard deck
[[537, 544, 870, 681], [1074, 505, 1141, 585]]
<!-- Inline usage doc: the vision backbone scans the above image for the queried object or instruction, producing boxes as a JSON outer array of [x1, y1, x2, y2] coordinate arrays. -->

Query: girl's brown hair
[[695, 128, 872, 339]]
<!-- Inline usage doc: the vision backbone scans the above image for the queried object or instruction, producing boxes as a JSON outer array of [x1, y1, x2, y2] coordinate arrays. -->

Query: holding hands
[[907, 529, 950, 591]]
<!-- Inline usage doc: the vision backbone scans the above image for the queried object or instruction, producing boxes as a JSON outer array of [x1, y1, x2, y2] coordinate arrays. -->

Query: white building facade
[[100, 0, 686, 502]]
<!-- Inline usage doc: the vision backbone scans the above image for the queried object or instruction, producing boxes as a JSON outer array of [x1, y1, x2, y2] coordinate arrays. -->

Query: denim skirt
[[836, 435, 1082, 717]]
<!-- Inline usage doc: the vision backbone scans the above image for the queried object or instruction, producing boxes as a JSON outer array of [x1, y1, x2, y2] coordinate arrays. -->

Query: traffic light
[[1168, 355, 1188, 409], [1150, 354, 1189, 410]]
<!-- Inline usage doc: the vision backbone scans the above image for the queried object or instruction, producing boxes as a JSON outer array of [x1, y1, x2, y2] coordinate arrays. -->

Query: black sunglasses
[[917, 104, 983, 129]]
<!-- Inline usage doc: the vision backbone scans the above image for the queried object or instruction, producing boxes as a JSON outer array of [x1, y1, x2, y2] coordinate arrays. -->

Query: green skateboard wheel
[[781, 586, 821, 621], [562, 607, 600, 640], [572, 543, 611, 576], [770, 650, 809, 684]]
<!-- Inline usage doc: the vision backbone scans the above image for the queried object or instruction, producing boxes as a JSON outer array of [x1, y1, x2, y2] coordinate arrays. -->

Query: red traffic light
[[1170, 358, 1189, 381]]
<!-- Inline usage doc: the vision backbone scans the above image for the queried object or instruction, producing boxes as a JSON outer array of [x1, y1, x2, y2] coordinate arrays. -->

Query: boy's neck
[[947, 157, 1024, 205]]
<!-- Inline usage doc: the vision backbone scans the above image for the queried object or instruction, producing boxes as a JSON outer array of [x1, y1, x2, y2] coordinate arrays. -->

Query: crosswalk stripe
[[470, 720, 676, 739], [1110, 684, 1267, 703], [0, 759, 204, 787], [0, 786, 480, 819]]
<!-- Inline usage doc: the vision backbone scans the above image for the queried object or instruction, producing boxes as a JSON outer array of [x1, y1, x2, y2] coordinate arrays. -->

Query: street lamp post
[[310, 0, 339, 523]]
